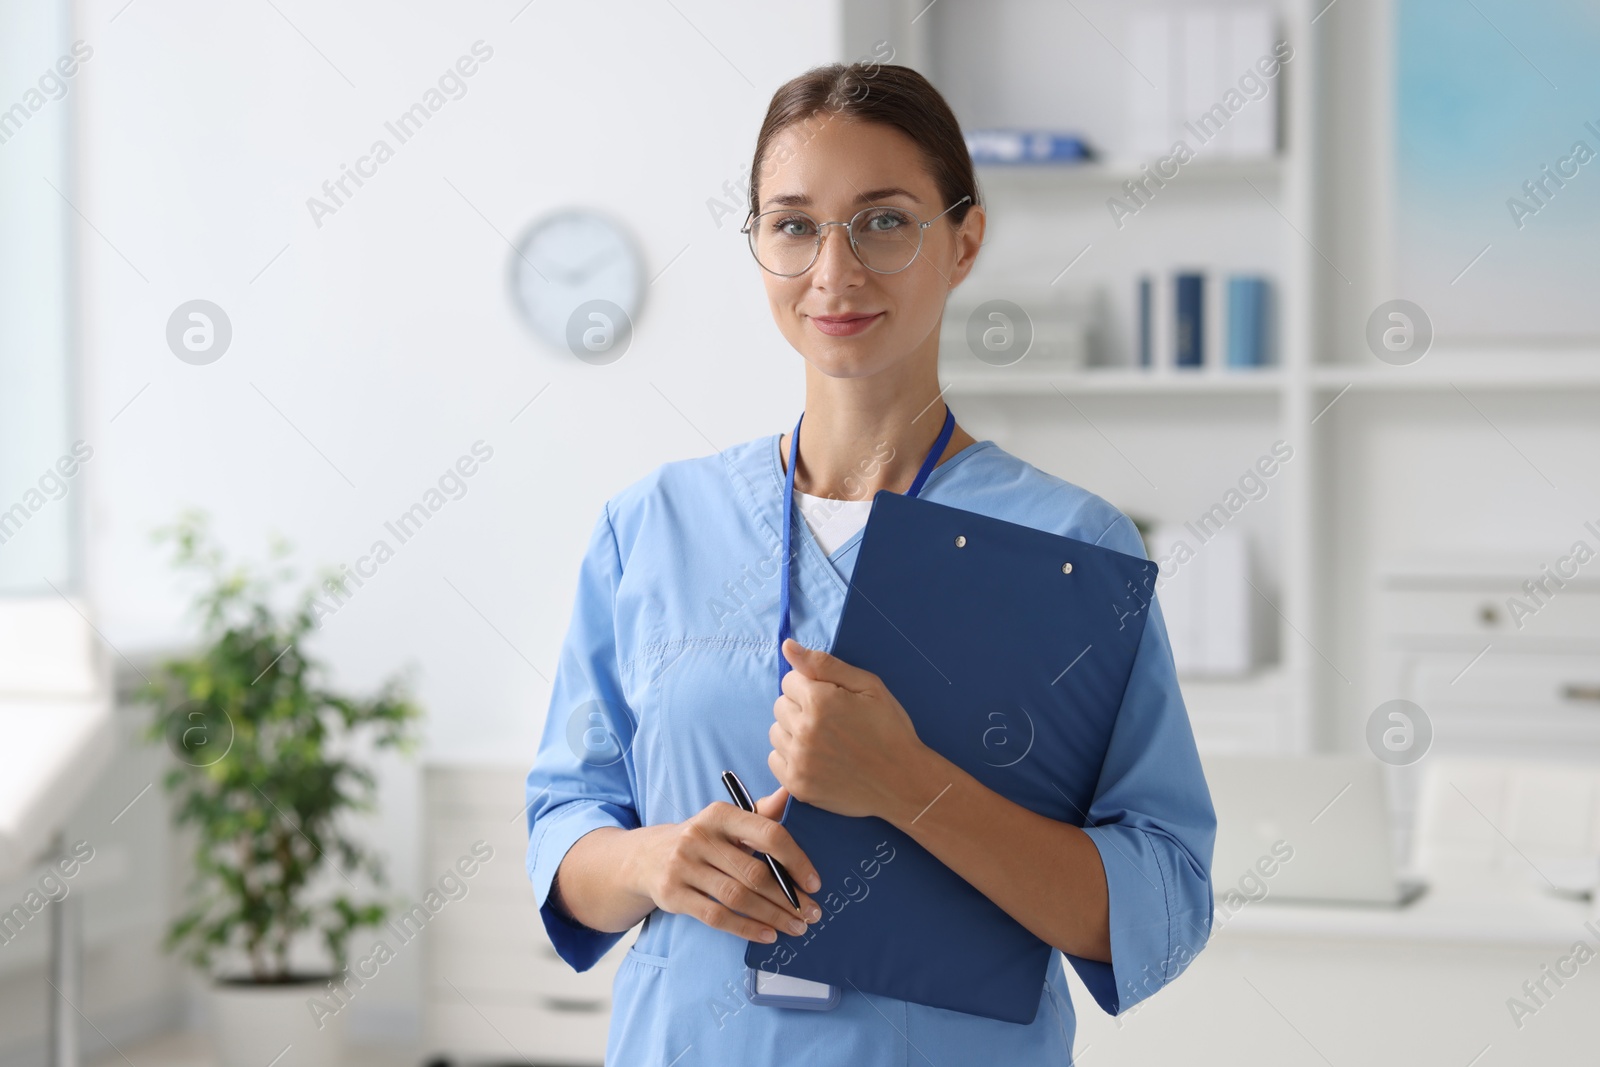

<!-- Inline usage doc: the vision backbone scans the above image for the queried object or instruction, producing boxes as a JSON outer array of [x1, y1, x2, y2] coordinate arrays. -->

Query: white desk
[[0, 695, 113, 884], [1067, 874, 1600, 1065]]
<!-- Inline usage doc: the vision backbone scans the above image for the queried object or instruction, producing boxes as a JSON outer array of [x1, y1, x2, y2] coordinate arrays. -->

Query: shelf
[[887, 0, 1322, 754], [943, 364, 1600, 397], [975, 156, 1285, 193], [1311, 363, 1600, 392], [943, 366, 1284, 396], [948, 363, 1600, 396]]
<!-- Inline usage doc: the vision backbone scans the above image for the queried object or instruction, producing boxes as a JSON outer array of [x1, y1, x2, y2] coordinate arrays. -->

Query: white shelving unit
[[845, 0, 1600, 758], [845, 0, 1320, 752]]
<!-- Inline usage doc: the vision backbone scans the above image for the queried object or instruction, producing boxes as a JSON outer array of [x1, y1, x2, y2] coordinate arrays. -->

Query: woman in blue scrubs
[[525, 61, 1215, 1065]]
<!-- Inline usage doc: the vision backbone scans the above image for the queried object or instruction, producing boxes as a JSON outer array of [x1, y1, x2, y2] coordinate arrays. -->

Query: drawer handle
[[1562, 684, 1600, 703], [541, 996, 607, 1013]]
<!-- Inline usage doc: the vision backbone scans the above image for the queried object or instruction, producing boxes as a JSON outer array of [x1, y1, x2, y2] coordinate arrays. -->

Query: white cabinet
[[422, 764, 633, 1066], [1379, 561, 1600, 757]]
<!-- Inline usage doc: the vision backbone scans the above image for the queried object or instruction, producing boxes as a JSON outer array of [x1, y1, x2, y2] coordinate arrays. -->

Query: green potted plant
[[137, 510, 421, 1067]]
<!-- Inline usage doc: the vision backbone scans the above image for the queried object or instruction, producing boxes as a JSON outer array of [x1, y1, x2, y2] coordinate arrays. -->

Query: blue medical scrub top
[[525, 432, 1216, 1065]]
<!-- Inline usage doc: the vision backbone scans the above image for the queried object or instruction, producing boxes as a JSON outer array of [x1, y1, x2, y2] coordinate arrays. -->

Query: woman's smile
[[810, 310, 885, 336]]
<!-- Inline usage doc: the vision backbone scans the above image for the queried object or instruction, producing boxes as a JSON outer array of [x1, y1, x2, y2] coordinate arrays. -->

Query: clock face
[[509, 210, 644, 362]]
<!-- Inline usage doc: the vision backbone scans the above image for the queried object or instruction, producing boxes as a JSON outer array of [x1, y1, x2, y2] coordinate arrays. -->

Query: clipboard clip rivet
[[1061, 562, 1074, 575], [954, 535, 967, 548]]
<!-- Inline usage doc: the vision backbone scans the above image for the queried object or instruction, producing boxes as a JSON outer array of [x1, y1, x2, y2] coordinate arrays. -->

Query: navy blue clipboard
[[744, 490, 1158, 1024]]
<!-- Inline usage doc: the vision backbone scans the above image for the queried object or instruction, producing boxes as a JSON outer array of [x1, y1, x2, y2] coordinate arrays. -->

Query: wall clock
[[509, 209, 643, 363]]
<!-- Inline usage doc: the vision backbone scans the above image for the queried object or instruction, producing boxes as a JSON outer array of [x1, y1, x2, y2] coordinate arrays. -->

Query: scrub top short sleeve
[[1064, 512, 1217, 1015], [524, 500, 643, 972]]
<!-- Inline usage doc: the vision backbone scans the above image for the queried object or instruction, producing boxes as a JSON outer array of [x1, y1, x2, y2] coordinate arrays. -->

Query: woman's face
[[751, 117, 984, 381]]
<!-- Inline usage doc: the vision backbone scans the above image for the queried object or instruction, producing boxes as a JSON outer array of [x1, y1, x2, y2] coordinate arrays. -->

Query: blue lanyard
[[778, 404, 956, 693]]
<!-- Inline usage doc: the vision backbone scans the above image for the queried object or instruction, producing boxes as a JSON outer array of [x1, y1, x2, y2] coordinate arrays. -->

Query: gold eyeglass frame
[[740, 195, 973, 277]]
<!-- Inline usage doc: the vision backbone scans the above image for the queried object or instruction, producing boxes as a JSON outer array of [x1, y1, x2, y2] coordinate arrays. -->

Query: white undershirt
[[794, 490, 873, 556]]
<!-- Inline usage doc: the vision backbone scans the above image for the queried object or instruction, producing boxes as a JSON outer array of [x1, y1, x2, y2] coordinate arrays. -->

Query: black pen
[[720, 770, 803, 913]]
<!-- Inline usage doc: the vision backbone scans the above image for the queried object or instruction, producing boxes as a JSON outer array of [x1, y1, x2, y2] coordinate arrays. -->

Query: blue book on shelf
[[964, 129, 1094, 164], [1137, 275, 1152, 367], [1174, 271, 1204, 367], [1226, 275, 1269, 367]]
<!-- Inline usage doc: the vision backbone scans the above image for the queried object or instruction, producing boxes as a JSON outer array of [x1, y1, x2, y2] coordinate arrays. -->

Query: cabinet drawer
[[1403, 652, 1600, 741], [1381, 586, 1600, 642]]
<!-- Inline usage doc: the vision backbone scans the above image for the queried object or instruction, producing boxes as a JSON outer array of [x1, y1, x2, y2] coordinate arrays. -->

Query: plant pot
[[209, 975, 346, 1067]]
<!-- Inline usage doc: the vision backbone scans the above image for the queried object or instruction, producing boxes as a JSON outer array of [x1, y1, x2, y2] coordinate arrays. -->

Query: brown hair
[[746, 62, 980, 229]]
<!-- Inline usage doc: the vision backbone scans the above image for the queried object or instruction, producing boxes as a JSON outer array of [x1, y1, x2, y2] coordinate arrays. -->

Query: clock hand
[[529, 260, 583, 285], [529, 247, 619, 286], [566, 246, 620, 284]]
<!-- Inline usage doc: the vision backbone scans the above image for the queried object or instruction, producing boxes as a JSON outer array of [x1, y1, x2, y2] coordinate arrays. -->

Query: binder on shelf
[[1227, 275, 1270, 367], [1148, 523, 1255, 676], [1135, 271, 1174, 371], [1124, 5, 1281, 162], [1128, 10, 1177, 157], [1203, 527, 1254, 675], [965, 129, 1093, 165], [1227, 8, 1278, 156], [1155, 272, 1173, 370], [1175, 271, 1205, 367], [1182, 9, 1228, 157], [1137, 275, 1153, 368], [1204, 266, 1226, 372]]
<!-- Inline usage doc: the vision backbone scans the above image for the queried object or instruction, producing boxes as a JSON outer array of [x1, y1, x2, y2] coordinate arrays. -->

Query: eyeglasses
[[741, 195, 972, 277]]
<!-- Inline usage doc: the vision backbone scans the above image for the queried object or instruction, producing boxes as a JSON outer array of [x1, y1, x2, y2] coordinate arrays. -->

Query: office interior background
[[3, 0, 1599, 1063]]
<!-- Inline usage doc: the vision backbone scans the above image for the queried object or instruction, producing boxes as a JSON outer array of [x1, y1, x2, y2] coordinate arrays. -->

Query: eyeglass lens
[[748, 207, 924, 276]]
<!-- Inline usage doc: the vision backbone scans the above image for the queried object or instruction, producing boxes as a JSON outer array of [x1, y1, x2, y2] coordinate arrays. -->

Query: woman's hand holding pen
[[770, 637, 939, 822], [625, 787, 824, 944]]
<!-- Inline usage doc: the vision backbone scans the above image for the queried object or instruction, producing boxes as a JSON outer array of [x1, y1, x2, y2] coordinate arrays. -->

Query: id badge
[[745, 965, 840, 1010]]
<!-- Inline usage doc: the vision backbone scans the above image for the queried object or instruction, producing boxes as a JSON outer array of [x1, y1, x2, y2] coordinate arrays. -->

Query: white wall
[[74, 0, 841, 1038]]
